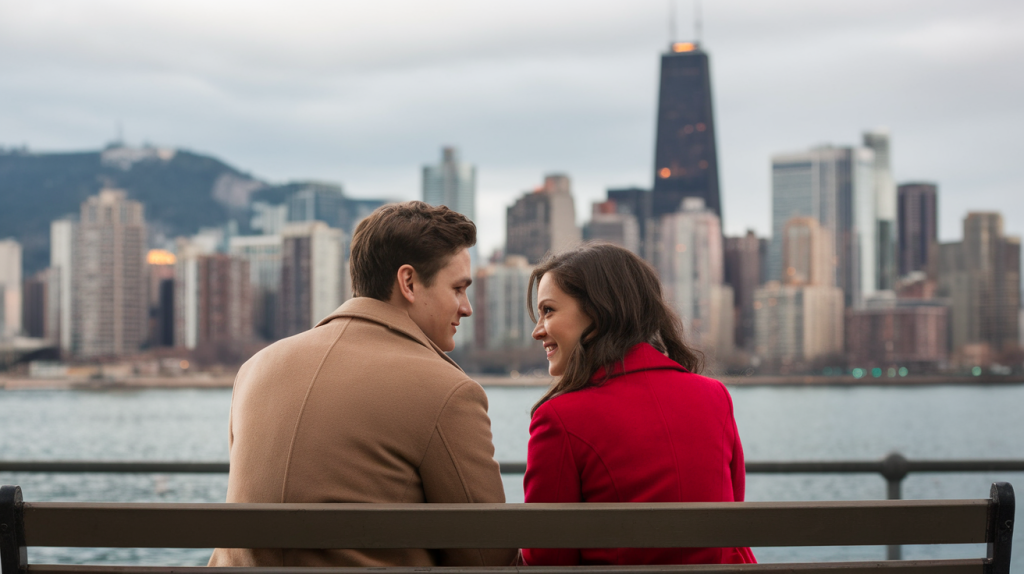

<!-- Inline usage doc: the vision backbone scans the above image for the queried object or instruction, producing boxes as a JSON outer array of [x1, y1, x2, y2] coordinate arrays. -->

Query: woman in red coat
[[523, 242, 756, 566]]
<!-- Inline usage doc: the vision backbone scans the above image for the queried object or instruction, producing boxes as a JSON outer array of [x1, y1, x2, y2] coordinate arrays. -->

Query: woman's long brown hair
[[528, 242, 704, 415]]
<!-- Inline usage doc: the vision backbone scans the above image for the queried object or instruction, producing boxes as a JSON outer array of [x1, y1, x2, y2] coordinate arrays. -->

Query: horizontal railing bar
[[22, 500, 990, 549], [0, 461, 229, 473], [4, 459, 1024, 475], [22, 558, 991, 573]]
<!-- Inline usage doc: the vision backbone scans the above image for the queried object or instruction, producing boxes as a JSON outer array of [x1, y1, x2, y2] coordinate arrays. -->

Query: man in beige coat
[[209, 202, 515, 567]]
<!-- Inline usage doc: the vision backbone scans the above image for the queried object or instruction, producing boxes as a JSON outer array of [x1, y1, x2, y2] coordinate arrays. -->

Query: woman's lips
[[544, 343, 557, 359]]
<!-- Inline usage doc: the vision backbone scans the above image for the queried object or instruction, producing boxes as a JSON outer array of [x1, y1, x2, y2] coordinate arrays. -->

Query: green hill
[[0, 145, 266, 274]]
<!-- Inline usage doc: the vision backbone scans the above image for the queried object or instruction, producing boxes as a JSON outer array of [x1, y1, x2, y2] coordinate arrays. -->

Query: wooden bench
[[0, 482, 1015, 573]]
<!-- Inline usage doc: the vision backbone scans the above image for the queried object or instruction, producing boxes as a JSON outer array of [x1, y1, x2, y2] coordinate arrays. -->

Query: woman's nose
[[532, 320, 545, 340]]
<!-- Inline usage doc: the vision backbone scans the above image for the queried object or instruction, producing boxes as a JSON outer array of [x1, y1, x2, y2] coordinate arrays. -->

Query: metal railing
[[3, 452, 1023, 561]]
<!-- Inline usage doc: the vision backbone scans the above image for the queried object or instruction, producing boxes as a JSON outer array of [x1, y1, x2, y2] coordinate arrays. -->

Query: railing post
[[880, 452, 909, 560], [987, 482, 1015, 574], [0, 485, 27, 574]]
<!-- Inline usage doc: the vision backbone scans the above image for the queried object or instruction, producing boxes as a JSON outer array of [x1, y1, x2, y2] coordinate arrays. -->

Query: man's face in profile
[[407, 248, 473, 352]]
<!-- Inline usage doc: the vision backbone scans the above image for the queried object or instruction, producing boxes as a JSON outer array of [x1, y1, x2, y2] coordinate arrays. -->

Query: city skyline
[[2, 1, 1022, 258]]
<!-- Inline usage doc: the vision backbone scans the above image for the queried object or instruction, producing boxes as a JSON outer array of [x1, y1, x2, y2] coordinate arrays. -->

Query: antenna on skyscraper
[[695, 0, 703, 44], [668, 0, 677, 45]]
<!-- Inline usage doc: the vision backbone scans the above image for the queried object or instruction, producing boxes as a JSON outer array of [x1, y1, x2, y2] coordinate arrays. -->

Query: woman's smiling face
[[532, 273, 593, 377]]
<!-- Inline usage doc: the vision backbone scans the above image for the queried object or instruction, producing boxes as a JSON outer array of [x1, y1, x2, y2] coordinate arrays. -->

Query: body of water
[[1, 384, 1022, 570]]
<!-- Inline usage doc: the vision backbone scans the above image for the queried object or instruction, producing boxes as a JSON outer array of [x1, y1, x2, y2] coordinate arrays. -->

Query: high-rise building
[[22, 269, 50, 339], [724, 230, 764, 350], [897, 182, 938, 279], [0, 239, 22, 339], [278, 182, 389, 235], [473, 256, 535, 352], [49, 219, 77, 353], [657, 198, 734, 358], [938, 212, 1021, 356], [175, 249, 252, 352], [754, 215, 844, 364], [250, 202, 289, 236], [652, 42, 721, 220], [229, 234, 283, 341], [583, 200, 640, 255], [606, 187, 655, 260], [770, 145, 876, 307], [423, 147, 476, 222], [423, 146, 478, 350], [782, 217, 835, 287], [506, 174, 580, 264], [279, 222, 347, 337], [863, 130, 897, 290], [74, 190, 147, 357], [147, 249, 177, 347]]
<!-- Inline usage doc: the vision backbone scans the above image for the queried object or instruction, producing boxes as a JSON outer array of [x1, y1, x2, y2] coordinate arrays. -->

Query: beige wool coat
[[208, 297, 515, 567]]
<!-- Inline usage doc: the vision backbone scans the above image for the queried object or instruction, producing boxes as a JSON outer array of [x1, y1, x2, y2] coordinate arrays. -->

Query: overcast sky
[[2, 0, 1022, 257]]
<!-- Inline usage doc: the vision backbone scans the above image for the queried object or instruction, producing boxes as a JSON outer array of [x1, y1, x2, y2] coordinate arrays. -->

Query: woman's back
[[523, 343, 753, 565]]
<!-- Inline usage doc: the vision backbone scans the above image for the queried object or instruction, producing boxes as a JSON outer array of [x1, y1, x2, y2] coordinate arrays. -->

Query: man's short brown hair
[[350, 201, 477, 301]]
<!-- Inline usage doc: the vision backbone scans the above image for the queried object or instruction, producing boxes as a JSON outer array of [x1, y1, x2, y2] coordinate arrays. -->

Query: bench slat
[[22, 500, 990, 549], [24, 558, 989, 573]]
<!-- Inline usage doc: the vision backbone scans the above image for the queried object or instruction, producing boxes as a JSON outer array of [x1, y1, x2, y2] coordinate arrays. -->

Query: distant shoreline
[[3, 373, 1023, 390]]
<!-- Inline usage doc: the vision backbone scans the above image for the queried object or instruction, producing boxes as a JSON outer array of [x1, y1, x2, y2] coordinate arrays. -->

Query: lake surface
[[1, 384, 1022, 570]]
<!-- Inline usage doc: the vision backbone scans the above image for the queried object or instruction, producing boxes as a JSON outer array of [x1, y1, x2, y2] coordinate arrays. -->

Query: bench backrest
[[0, 482, 1015, 573]]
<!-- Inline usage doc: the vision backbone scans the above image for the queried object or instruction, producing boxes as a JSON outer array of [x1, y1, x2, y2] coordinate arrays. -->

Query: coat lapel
[[316, 298, 464, 372]]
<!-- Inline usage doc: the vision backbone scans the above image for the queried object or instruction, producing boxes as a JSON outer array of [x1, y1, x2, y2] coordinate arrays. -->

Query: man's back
[[209, 297, 513, 567]]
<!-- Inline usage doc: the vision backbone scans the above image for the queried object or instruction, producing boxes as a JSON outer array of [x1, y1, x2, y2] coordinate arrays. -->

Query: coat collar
[[590, 342, 688, 382], [316, 297, 463, 371]]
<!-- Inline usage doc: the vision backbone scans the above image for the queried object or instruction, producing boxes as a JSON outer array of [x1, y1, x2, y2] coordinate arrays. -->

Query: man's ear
[[395, 264, 417, 304]]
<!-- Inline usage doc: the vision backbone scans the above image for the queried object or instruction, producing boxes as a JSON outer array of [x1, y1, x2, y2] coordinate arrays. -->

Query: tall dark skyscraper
[[897, 182, 938, 278], [652, 42, 721, 221]]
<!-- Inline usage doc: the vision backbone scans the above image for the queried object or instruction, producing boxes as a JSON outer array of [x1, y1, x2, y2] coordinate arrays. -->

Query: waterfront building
[[657, 198, 734, 358], [897, 182, 938, 279], [278, 221, 347, 337], [753, 282, 844, 365], [846, 292, 948, 371], [770, 145, 876, 307], [754, 216, 844, 364], [49, 218, 77, 353], [229, 234, 283, 341], [652, 42, 721, 220], [506, 174, 580, 264], [724, 230, 764, 350], [174, 246, 252, 352], [863, 130, 897, 290], [473, 255, 535, 351], [937, 212, 1021, 358], [147, 249, 177, 347], [74, 190, 147, 358], [0, 238, 22, 339], [583, 200, 641, 255], [606, 187, 654, 260]]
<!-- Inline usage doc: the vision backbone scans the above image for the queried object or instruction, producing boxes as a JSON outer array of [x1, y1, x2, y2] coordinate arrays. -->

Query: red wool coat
[[523, 343, 756, 566]]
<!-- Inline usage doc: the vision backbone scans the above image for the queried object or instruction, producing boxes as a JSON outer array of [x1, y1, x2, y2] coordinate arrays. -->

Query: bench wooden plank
[[24, 558, 989, 573], [22, 500, 990, 549]]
